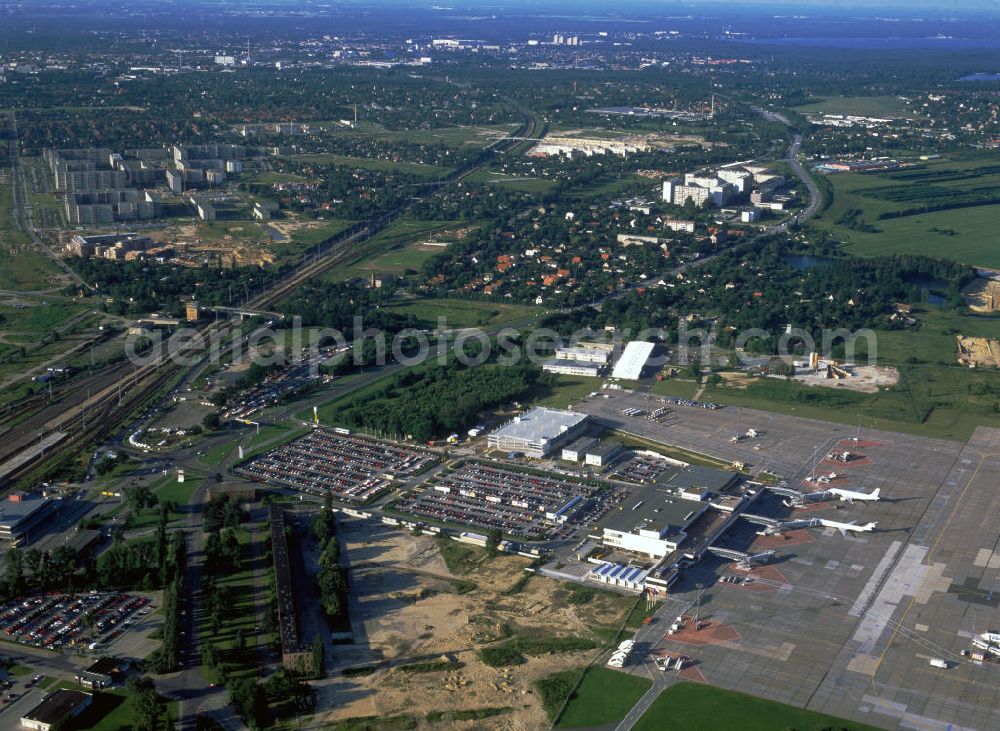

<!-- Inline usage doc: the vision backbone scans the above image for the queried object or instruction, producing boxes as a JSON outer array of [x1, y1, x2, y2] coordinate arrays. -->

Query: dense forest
[[334, 361, 543, 441], [70, 258, 288, 316]]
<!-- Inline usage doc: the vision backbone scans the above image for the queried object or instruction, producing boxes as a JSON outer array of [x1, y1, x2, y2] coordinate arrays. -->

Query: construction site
[[957, 335, 1000, 368], [310, 520, 634, 730]]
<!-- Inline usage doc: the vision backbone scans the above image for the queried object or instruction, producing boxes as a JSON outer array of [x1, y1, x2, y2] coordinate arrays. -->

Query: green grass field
[[651, 378, 701, 399], [555, 667, 651, 729], [810, 152, 1000, 268], [793, 95, 915, 119], [153, 475, 201, 506], [704, 329, 1000, 444], [348, 241, 444, 276], [324, 218, 459, 281], [270, 217, 358, 262], [200, 440, 237, 467], [531, 374, 603, 409], [0, 180, 63, 291], [281, 153, 449, 178], [632, 683, 882, 731], [464, 168, 558, 194], [199, 527, 271, 684], [379, 298, 539, 328], [313, 121, 519, 148]]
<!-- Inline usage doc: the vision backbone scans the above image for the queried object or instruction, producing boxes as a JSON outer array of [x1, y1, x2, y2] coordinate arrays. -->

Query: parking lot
[[0, 591, 153, 655], [395, 462, 595, 539], [612, 453, 675, 484], [239, 429, 438, 503]]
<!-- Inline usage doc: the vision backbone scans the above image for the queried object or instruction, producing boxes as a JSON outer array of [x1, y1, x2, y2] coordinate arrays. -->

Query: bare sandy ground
[[310, 521, 631, 730]]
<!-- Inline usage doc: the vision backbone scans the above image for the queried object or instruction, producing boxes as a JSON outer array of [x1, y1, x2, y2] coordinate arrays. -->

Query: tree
[[127, 675, 164, 731], [124, 483, 158, 515], [25, 549, 42, 576], [202, 412, 221, 430], [5, 549, 24, 596], [311, 636, 325, 679], [485, 528, 502, 556]]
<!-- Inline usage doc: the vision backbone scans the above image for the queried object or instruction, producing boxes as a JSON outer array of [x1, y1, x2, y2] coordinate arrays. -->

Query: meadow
[[810, 152, 1000, 268]]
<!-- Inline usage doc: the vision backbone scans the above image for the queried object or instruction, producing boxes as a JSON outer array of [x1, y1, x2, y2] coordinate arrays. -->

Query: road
[[753, 106, 822, 230], [5, 110, 90, 291]]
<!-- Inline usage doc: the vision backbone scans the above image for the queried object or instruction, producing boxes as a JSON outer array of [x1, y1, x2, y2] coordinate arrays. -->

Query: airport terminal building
[[601, 466, 741, 558]]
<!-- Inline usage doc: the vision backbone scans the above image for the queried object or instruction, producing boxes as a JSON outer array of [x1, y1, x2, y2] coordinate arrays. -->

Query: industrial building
[[0, 493, 55, 545], [487, 407, 589, 458], [555, 345, 613, 364], [585, 441, 623, 468], [542, 359, 603, 377], [269, 507, 315, 674], [587, 562, 649, 591], [561, 437, 599, 462], [20, 689, 92, 731], [611, 341, 656, 380]]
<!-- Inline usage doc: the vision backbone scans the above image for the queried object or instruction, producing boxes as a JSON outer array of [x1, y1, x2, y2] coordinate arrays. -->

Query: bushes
[[479, 634, 597, 667], [534, 670, 580, 721], [478, 646, 526, 667]]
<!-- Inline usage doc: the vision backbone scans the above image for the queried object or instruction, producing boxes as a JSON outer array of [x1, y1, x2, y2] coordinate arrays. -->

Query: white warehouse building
[[487, 407, 589, 458], [611, 341, 656, 380]]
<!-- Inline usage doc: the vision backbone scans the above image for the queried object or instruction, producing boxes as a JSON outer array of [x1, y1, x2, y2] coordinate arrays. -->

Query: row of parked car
[[0, 591, 151, 651]]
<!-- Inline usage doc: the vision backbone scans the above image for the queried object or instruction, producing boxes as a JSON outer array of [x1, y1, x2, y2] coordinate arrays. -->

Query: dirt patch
[[788, 365, 898, 394], [957, 335, 1000, 368], [963, 277, 1000, 313], [717, 371, 753, 389], [678, 664, 708, 683], [312, 521, 632, 729]]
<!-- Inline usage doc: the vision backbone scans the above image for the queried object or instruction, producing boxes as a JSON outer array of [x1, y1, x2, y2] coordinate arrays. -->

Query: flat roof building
[[555, 345, 613, 364], [542, 359, 603, 378], [601, 484, 710, 558], [611, 341, 656, 380], [561, 437, 599, 462], [21, 689, 92, 731], [269, 507, 315, 675], [585, 442, 623, 468], [487, 407, 589, 458], [0, 494, 56, 545]]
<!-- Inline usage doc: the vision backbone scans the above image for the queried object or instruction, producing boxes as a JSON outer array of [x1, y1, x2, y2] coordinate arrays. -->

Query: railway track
[[1, 110, 541, 488]]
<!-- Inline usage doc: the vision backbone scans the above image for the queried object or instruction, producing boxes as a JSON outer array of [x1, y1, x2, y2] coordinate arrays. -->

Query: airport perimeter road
[[786, 133, 822, 223], [752, 106, 822, 229]]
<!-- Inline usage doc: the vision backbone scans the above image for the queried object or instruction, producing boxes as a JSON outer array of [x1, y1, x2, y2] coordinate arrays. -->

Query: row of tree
[[334, 362, 542, 442]]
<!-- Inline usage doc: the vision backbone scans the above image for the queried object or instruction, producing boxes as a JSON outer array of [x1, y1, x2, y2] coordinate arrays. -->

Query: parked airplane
[[819, 519, 878, 537], [829, 487, 881, 504]]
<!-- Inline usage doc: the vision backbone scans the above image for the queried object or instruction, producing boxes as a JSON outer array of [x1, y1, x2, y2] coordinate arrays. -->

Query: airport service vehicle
[[929, 658, 950, 669]]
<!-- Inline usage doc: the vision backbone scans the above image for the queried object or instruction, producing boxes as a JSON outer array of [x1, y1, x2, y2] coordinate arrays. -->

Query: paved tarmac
[[578, 390, 1000, 731]]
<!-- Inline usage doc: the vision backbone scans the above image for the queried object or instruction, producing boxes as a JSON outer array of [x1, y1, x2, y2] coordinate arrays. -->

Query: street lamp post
[[694, 582, 705, 629]]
